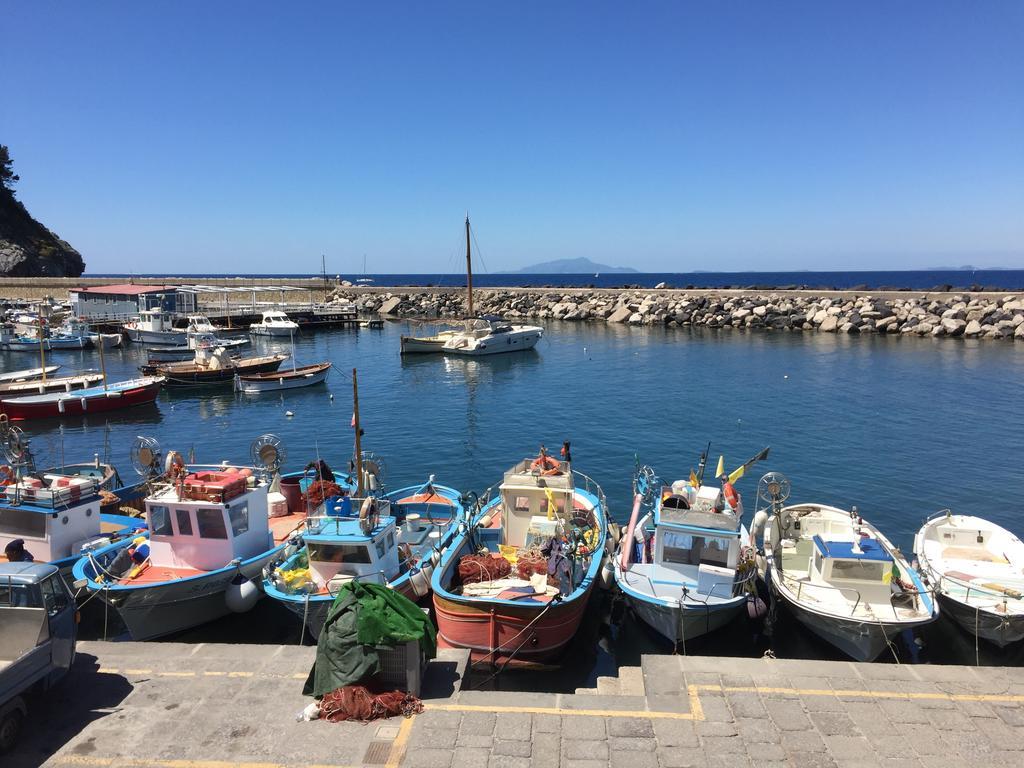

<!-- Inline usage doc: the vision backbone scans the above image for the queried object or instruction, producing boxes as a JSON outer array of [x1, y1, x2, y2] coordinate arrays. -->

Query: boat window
[[830, 560, 887, 582], [0, 508, 47, 539], [514, 496, 530, 512], [309, 543, 372, 564], [40, 574, 70, 616], [196, 509, 228, 540], [150, 505, 174, 537], [386, 532, 394, 549], [228, 502, 249, 536], [662, 532, 730, 568], [175, 509, 193, 536], [375, 537, 387, 558]]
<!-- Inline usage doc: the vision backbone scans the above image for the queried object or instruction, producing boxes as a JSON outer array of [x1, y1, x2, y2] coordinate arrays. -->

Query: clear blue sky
[[3, 2, 1022, 274]]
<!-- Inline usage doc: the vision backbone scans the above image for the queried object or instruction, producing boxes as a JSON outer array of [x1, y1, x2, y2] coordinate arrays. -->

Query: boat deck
[[619, 561, 736, 605]]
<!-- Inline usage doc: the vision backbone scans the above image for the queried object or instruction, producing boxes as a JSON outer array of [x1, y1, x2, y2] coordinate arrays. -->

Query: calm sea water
[[88, 269, 1024, 290], [6, 322, 1023, 671]]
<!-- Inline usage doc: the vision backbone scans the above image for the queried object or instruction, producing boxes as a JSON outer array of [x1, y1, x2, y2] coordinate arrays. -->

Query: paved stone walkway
[[400, 655, 1024, 768]]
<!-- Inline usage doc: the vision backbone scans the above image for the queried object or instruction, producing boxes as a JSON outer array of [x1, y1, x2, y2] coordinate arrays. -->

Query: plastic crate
[[376, 640, 424, 696]]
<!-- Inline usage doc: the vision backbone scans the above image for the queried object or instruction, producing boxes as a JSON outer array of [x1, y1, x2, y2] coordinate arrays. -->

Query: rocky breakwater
[[332, 288, 1024, 341]]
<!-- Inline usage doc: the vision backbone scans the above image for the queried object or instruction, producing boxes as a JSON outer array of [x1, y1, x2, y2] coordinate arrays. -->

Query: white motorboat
[[399, 216, 544, 356], [145, 333, 249, 363], [234, 362, 332, 393], [615, 460, 762, 646], [249, 310, 299, 337], [758, 473, 937, 661], [123, 310, 187, 345], [915, 512, 1024, 648], [185, 314, 221, 335]]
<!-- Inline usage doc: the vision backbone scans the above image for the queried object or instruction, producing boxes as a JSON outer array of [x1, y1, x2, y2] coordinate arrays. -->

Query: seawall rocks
[[330, 288, 1024, 341]]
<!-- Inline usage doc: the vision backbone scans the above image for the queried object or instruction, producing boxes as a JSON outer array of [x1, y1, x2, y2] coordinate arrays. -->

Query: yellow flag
[[715, 455, 724, 479], [689, 469, 699, 488], [728, 465, 745, 484]]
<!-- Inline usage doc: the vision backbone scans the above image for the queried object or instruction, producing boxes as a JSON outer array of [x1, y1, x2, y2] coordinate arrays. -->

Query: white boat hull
[[624, 590, 747, 644], [97, 554, 275, 640], [237, 367, 330, 393], [443, 327, 543, 356], [934, 592, 1024, 648], [126, 328, 188, 345], [400, 337, 448, 354], [250, 326, 298, 337]]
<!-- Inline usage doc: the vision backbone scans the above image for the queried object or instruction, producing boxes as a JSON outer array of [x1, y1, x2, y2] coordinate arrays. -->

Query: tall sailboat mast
[[465, 214, 474, 317]]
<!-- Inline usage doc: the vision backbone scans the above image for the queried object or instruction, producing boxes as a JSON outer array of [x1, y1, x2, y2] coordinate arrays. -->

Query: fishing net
[[306, 480, 343, 509], [318, 685, 423, 722], [457, 554, 510, 585]]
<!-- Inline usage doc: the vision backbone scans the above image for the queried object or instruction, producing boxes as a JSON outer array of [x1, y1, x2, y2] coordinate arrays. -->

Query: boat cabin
[[493, 458, 583, 552], [303, 499, 399, 590], [144, 469, 270, 572], [186, 315, 217, 334], [133, 309, 178, 332], [809, 535, 894, 587], [1, 475, 107, 563], [256, 311, 291, 325], [653, 484, 743, 597]]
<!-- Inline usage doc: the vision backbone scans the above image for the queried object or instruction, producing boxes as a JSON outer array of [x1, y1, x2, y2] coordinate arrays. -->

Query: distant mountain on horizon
[[505, 257, 638, 274]]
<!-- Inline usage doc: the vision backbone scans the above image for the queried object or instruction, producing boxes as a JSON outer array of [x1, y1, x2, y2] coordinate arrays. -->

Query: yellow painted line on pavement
[[158, 671, 197, 677], [385, 715, 416, 768], [708, 684, 1024, 704], [51, 758, 360, 768], [123, 668, 153, 675]]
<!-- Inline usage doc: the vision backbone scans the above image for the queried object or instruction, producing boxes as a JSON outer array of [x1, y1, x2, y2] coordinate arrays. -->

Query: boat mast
[[97, 333, 108, 391], [321, 254, 328, 301], [352, 367, 364, 496], [37, 311, 47, 383], [465, 214, 474, 317]]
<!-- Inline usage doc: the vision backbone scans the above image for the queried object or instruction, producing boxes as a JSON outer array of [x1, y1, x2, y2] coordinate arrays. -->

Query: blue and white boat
[[72, 436, 306, 640], [2, 333, 89, 352], [263, 477, 466, 639], [614, 464, 756, 646], [758, 472, 938, 661]]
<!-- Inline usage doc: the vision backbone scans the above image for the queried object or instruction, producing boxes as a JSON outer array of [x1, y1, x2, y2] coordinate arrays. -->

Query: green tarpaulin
[[303, 581, 437, 698]]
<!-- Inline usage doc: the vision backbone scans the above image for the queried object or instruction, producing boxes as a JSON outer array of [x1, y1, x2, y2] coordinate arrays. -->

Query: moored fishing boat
[[614, 455, 764, 646], [234, 362, 332, 393], [72, 435, 301, 640], [123, 310, 188, 345], [0, 372, 104, 397], [140, 346, 286, 387], [264, 474, 466, 639], [145, 334, 249, 363], [432, 444, 608, 666], [758, 472, 937, 661], [914, 511, 1024, 647], [0, 376, 164, 421]]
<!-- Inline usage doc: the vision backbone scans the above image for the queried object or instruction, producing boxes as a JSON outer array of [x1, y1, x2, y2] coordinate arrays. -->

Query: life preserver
[[0, 465, 14, 486], [530, 454, 561, 475], [359, 496, 378, 533], [722, 481, 740, 510]]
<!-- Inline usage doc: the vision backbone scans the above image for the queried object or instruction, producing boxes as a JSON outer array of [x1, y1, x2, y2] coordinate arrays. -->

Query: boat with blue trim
[[263, 476, 467, 639], [614, 462, 756, 647], [432, 444, 609, 666], [71, 435, 309, 640], [757, 472, 938, 661]]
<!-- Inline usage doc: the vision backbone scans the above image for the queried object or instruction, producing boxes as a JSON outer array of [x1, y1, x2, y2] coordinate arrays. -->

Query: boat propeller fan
[[251, 434, 285, 475], [0, 416, 29, 466], [757, 472, 791, 512], [130, 435, 163, 477], [633, 464, 659, 505], [352, 451, 386, 491]]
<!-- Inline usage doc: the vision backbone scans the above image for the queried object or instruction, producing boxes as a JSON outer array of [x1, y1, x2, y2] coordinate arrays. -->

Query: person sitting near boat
[[4, 538, 34, 562]]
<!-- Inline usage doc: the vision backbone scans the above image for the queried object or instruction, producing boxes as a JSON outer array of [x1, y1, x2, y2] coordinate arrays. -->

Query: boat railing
[[304, 498, 394, 535], [571, 469, 610, 522], [3, 476, 102, 509], [936, 571, 1020, 605], [780, 571, 863, 617]]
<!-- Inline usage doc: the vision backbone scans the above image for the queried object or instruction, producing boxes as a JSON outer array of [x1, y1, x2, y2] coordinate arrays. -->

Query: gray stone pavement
[[401, 655, 1024, 768], [7, 642, 1024, 768]]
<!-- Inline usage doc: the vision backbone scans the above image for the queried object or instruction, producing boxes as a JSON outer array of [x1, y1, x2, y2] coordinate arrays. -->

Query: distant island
[[507, 257, 638, 274]]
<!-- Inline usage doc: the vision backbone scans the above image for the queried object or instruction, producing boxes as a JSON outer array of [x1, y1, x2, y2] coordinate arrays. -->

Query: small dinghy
[[915, 511, 1024, 647], [0, 372, 104, 397], [0, 366, 60, 384], [614, 460, 759, 647], [235, 362, 332, 393], [758, 472, 937, 661]]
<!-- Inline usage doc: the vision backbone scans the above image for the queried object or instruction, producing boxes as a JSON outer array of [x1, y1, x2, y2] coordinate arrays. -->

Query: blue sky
[[3, 2, 1022, 274]]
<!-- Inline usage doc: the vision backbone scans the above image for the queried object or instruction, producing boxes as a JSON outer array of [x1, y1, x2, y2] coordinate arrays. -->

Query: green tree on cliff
[[1, 144, 20, 196]]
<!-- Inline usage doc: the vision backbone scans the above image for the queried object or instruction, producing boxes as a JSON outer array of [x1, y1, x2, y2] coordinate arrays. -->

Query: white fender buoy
[[225, 576, 260, 613], [410, 567, 430, 597], [285, 410, 294, 418], [598, 555, 615, 590]]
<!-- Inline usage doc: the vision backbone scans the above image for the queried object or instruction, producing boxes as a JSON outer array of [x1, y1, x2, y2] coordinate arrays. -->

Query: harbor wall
[[336, 286, 1024, 340]]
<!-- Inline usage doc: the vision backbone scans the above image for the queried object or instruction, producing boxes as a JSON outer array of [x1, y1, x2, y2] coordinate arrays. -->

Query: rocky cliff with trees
[[0, 144, 85, 277]]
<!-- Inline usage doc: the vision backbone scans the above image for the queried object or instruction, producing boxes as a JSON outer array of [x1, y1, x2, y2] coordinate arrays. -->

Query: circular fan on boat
[[633, 465, 659, 504], [757, 472, 791, 504], [358, 451, 386, 489], [0, 417, 29, 464], [130, 435, 162, 477], [251, 434, 285, 474]]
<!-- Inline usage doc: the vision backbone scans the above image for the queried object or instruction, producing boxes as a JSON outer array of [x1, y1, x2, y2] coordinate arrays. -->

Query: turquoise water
[[9, 321, 1023, 554], [6, 322, 1024, 669]]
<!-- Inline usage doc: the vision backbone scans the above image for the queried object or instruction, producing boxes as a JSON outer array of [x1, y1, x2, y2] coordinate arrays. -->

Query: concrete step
[[575, 666, 646, 697], [596, 676, 619, 696]]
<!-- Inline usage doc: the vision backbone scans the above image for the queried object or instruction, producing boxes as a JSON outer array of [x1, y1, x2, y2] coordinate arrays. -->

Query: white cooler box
[[696, 563, 735, 598]]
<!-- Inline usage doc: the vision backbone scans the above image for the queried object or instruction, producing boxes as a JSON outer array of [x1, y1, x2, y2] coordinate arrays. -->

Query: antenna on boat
[[37, 310, 47, 384], [97, 328, 108, 391], [352, 368, 364, 496]]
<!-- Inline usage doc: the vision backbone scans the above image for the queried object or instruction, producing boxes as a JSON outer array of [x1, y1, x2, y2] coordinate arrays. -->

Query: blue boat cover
[[813, 535, 892, 562]]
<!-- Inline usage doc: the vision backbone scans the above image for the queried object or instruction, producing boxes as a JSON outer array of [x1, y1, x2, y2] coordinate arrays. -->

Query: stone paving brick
[[726, 692, 767, 719], [694, 720, 739, 738], [641, 655, 684, 696], [972, 716, 1024, 749], [461, 711, 497, 735], [487, 755, 530, 768], [456, 732, 493, 748], [778, 730, 828, 753], [607, 716, 655, 737], [809, 711, 861, 736], [563, 738, 609, 760], [608, 736, 657, 752], [405, 748, 455, 768], [842, 700, 896, 734], [656, 746, 708, 768], [696, 696, 733, 722], [652, 718, 699, 747], [608, 750, 659, 768], [495, 712, 532, 740], [493, 739, 532, 757], [530, 732, 559, 768], [562, 715, 607, 739], [419, 710, 463, 729], [876, 758, 924, 768], [411, 727, 461, 749], [822, 734, 875, 761], [903, 730, 953, 757], [745, 740, 786, 761], [452, 747, 492, 768], [767, 699, 812, 731], [991, 703, 1024, 727], [532, 713, 561, 733], [562, 761, 608, 768], [698, 734, 745, 754], [877, 698, 930, 724], [705, 755, 750, 768], [785, 753, 837, 768], [927, 707, 978, 730], [735, 716, 782, 744]]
